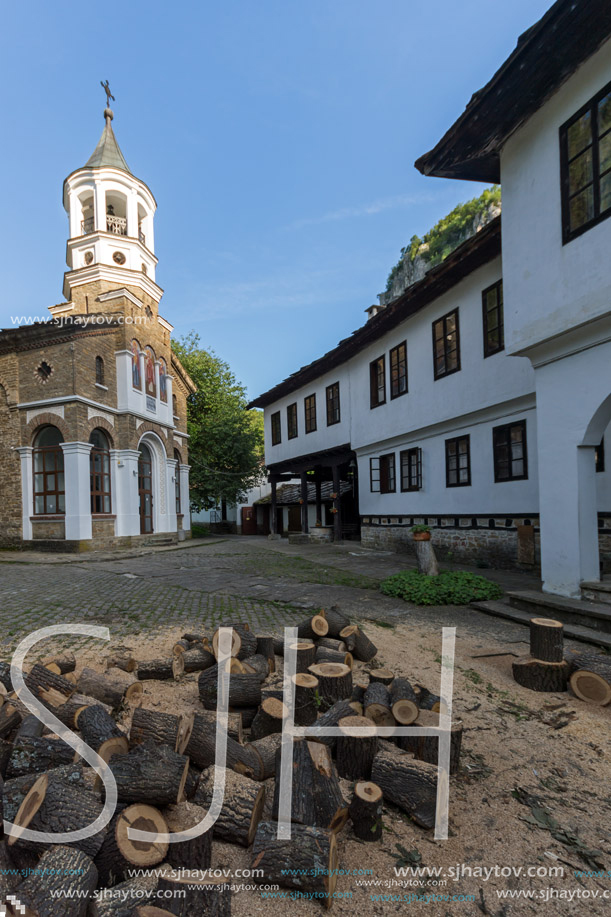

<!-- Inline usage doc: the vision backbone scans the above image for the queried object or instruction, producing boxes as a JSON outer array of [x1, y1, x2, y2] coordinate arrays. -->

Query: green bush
[[191, 522, 210, 538], [380, 570, 503, 606]]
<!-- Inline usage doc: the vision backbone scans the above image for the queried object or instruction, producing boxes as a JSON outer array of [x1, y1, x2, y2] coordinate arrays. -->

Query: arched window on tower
[[95, 356, 105, 386], [174, 448, 182, 515], [131, 340, 141, 389], [33, 426, 65, 515], [90, 429, 111, 514], [173, 394, 178, 418], [160, 358, 168, 403], [144, 346, 156, 397]]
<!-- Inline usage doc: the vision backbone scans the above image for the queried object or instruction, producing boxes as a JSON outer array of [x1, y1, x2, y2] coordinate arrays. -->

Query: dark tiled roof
[[415, 0, 611, 183], [248, 217, 500, 409]]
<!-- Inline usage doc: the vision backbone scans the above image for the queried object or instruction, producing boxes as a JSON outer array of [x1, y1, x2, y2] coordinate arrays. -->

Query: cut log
[[9, 771, 107, 858], [7, 734, 76, 778], [256, 635, 276, 673], [317, 637, 347, 653], [417, 686, 447, 714], [137, 657, 184, 682], [26, 663, 75, 699], [324, 606, 351, 638], [199, 672, 262, 710], [272, 739, 347, 833], [248, 734, 283, 780], [239, 706, 258, 729], [338, 625, 357, 652], [14, 714, 44, 741], [42, 651, 76, 675], [398, 710, 463, 775], [368, 668, 394, 686], [130, 708, 181, 752], [3, 763, 84, 824], [0, 663, 12, 693], [195, 766, 265, 846], [250, 697, 287, 741], [315, 646, 353, 668], [212, 624, 257, 661], [389, 677, 420, 725], [347, 627, 377, 663], [272, 636, 285, 657], [182, 632, 207, 643], [241, 653, 271, 679], [95, 805, 169, 887], [252, 821, 338, 907], [77, 704, 128, 762], [512, 656, 569, 693], [109, 742, 189, 805], [182, 709, 241, 747], [173, 638, 192, 655], [349, 781, 383, 842], [297, 614, 329, 639], [182, 645, 216, 674], [292, 673, 319, 726], [363, 682, 394, 727], [105, 650, 137, 673], [570, 658, 611, 706], [290, 641, 316, 674], [133, 909, 175, 917], [566, 649, 611, 675], [185, 713, 260, 778], [306, 699, 356, 748], [156, 867, 232, 916], [530, 618, 564, 663], [79, 667, 143, 707], [163, 801, 212, 870], [17, 845, 98, 916], [371, 745, 438, 829], [336, 716, 378, 780], [415, 538, 439, 576], [308, 663, 352, 708], [55, 693, 113, 730], [0, 738, 12, 777], [351, 683, 367, 704], [94, 874, 159, 916]]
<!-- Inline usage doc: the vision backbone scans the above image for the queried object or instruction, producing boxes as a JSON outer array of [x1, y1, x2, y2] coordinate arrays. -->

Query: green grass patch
[[379, 570, 503, 606]]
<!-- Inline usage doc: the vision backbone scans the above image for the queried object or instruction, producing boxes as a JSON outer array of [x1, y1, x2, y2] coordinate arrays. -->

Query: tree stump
[[308, 663, 352, 708], [109, 742, 189, 805], [185, 713, 259, 778], [252, 821, 338, 906], [415, 539, 439, 576], [306, 699, 355, 748], [77, 704, 128, 762], [290, 641, 316, 673], [390, 677, 420, 725], [349, 781, 383, 842], [17, 845, 98, 916], [256, 635, 276, 673], [95, 805, 169, 887], [324, 606, 351, 638], [130, 708, 181, 752], [512, 656, 569, 693], [250, 697, 287, 741], [163, 801, 212, 870], [195, 766, 265, 846], [9, 771, 107, 859], [530, 618, 564, 663], [397, 711, 463, 774], [292, 673, 319, 726], [364, 682, 394, 727], [137, 658, 184, 682], [371, 746, 438, 829], [156, 866, 232, 916], [336, 716, 378, 780], [248, 734, 283, 780], [79, 667, 143, 706]]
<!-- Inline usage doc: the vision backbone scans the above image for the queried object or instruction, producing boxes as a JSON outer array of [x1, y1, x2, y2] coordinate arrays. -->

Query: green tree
[[172, 332, 264, 511]]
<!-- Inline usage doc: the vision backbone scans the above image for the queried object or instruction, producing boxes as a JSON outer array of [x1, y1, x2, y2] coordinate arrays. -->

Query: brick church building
[[0, 102, 195, 550]]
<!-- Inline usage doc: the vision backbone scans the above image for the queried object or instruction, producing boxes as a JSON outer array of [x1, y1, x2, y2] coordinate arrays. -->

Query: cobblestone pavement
[[0, 536, 544, 659]]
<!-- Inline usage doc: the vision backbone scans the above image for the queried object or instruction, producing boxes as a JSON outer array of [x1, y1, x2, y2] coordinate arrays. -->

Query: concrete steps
[[507, 590, 611, 634], [470, 599, 611, 650], [581, 579, 611, 605]]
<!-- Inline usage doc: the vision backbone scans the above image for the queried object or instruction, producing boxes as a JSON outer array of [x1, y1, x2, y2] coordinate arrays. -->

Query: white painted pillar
[[113, 449, 141, 536], [16, 447, 33, 541], [94, 182, 106, 232], [179, 463, 191, 531], [167, 458, 178, 532], [62, 442, 93, 542], [127, 188, 138, 239], [154, 361, 161, 402], [138, 351, 146, 393]]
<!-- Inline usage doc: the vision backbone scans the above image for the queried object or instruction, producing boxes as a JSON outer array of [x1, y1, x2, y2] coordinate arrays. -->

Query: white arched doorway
[[137, 433, 169, 535], [138, 442, 153, 534]]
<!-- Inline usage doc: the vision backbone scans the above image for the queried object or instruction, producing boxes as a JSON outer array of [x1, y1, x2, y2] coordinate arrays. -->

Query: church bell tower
[[60, 84, 161, 310]]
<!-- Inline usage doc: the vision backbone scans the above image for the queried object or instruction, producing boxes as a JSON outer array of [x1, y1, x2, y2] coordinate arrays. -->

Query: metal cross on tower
[[100, 80, 115, 107]]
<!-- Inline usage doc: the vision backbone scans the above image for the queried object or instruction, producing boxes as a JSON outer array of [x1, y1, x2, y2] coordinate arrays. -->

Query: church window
[[173, 394, 178, 417], [174, 449, 182, 514], [89, 429, 112, 514], [95, 356, 105, 386], [33, 426, 65, 515], [35, 361, 53, 384], [144, 346, 156, 397], [159, 358, 168, 403], [131, 340, 142, 389]]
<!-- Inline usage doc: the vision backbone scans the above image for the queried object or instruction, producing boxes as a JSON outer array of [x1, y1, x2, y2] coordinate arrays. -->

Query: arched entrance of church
[[138, 442, 153, 534]]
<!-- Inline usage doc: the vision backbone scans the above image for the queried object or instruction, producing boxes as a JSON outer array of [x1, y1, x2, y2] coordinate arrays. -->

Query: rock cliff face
[[377, 191, 501, 307]]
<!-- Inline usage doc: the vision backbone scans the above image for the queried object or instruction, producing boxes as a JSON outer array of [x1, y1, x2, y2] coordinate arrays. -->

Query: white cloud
[[287, 192, 435, 230]]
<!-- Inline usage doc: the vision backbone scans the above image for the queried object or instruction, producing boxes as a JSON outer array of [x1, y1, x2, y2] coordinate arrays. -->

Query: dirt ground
[[63, 614, 611, 917]]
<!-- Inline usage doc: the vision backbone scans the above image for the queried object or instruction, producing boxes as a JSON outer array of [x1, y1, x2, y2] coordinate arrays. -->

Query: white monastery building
[[249, 0, 611, 599]]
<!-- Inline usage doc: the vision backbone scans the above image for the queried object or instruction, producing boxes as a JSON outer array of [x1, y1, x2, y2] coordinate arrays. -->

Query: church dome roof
[[84, 108, 131, 173]]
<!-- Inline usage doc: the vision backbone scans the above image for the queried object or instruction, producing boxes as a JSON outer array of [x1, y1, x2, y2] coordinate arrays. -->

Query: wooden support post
[[270, 480, 277, 537], [300, 471, 309, 534], [315, 475, 322, 526], [332, 464, 341, 543]]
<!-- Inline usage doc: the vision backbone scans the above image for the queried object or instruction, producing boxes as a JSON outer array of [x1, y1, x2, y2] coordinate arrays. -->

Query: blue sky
[[1, 0, 551, 398]]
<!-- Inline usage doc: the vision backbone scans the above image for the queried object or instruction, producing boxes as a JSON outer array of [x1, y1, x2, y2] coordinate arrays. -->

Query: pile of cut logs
[[512, 617, 611, 705], [0, 606, 462, 914]]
